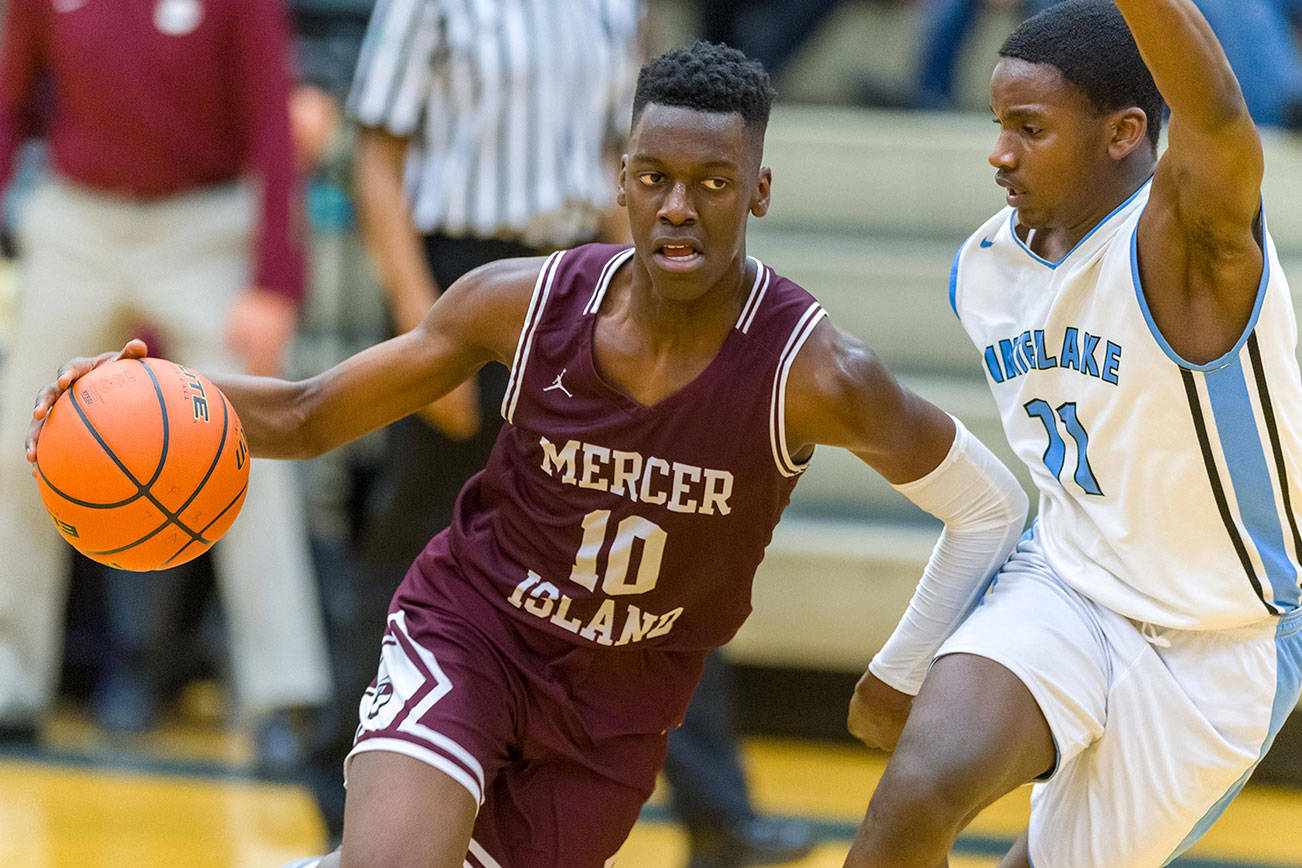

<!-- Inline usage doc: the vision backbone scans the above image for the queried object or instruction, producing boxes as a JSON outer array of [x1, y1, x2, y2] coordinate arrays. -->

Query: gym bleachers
[[730, 105, 1302, 670]]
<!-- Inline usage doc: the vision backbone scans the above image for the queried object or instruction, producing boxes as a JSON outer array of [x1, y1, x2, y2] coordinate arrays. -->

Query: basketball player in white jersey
[[845, 0, 1302, 865]]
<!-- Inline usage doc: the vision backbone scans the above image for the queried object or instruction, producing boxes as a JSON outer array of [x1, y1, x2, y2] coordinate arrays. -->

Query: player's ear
[[617, 154, 629, 207], [1107, 108, 1148, 161], [751, 166, 772, 218]]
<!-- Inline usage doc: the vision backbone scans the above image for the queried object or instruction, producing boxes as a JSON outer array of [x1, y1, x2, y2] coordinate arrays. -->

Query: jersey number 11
[[1024, 398, 1104, 496]]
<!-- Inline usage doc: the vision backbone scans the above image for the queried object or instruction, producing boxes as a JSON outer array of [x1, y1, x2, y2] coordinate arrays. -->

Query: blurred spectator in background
[[697, 0, 844, 80], [289, 0, 376, 168], [0, 0, 331, 753], [860, 0, 1302, 127], [856, 0, 1055, 110], [281, 0, 389, 835], [1192, 0, 1302, 128]]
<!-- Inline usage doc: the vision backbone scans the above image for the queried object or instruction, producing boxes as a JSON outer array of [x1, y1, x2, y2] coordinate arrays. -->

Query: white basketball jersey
[[953, 180, 1302, 629]]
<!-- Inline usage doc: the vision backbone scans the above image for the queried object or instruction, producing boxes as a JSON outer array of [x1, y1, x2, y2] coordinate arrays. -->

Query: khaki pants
[[0, 177, 331, 724]]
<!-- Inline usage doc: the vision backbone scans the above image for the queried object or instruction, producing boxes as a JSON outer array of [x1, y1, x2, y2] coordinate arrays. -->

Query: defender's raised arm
[[1114, 0, 1253, 136], [1118, 0, 1266, 361]]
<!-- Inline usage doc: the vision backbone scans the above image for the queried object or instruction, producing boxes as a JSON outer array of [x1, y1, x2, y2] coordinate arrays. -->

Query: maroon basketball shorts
[[345, 602, 668, 867]]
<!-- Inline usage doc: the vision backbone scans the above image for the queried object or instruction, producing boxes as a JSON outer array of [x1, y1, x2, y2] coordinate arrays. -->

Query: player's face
[[988, 58, 1119, 230], [620, 104, 770, 301]]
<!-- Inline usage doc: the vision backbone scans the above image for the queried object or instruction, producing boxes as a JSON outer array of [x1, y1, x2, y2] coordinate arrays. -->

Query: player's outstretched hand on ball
[[26, 338, 149, 464]]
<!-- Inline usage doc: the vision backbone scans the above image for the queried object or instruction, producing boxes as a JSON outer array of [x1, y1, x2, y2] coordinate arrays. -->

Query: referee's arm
[[347, 0, 480, 438]]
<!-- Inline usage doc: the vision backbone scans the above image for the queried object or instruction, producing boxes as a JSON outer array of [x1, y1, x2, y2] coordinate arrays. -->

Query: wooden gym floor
[[1, 694, 1300, 868]]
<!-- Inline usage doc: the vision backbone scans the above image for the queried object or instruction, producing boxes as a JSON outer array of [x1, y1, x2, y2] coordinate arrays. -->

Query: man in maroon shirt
[[0, 0, 330, 743]]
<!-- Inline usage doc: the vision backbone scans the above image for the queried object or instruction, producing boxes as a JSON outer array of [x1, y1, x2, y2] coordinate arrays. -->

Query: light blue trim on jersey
[[948, 246, 962, 318], [1204, 360, 1301, 609], [1130, 209, 1272, 372], [951, 223, 987, 320], [1009, 179, 1151, 269], [1163, 608, 1302, 865]]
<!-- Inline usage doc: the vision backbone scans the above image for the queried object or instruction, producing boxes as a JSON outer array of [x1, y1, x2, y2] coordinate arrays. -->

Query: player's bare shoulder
[[784, 319, 954, 484], [784, 321, 901, 451], [422, 254, 554, 366]]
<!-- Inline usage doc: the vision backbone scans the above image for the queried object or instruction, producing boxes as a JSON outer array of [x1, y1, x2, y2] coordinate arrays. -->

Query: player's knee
[[867, 747, 989, 835]]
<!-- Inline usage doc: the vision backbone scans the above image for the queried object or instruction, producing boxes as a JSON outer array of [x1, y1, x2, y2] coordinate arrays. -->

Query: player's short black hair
[[632, 42, 775, 135], [1000, 0, 1165, 150]]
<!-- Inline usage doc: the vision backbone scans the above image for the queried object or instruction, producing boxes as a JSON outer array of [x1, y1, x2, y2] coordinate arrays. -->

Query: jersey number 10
[[1024, 399, 1104, 496], [569, 510, 667, 595]]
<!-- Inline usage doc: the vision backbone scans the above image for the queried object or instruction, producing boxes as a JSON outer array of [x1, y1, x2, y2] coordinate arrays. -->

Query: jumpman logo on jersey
[[544, 369, 573, 398]]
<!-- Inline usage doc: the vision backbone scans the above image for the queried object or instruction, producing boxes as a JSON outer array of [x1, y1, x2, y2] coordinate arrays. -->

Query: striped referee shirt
[[348, 0, 641, 245]]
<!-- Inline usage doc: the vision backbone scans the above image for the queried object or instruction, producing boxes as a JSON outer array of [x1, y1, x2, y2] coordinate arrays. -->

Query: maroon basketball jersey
[[404, 243, 827, 735]]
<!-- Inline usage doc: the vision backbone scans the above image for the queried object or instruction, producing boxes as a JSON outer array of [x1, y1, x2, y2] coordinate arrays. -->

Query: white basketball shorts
[[937, 526, 1302, 867]]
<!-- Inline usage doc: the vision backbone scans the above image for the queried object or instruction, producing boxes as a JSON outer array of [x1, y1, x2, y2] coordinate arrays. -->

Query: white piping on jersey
[[583, 251, 770, 333], [770, 302, 828, 477], [467, 839, 504, 868], [356, 736, 484, 806], [502, 250, 565, 424], [384, 612, 488, 795], [735, 257, 769, 333], [584, 247, 637, 315]]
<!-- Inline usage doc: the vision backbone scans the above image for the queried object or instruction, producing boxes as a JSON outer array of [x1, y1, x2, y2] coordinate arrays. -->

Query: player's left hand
[[26, 339, 150, 465], [847, 670, 913, 751], [227, 287, 298, 377]]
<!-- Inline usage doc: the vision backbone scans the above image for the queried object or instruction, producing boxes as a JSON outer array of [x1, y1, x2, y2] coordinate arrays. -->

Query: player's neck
[[625, 256, 753, 347], [1024, 166, 1154, 260]]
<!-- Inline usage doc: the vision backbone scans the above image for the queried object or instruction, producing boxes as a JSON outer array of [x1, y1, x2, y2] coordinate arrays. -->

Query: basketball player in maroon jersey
[[28, 43, 1026, 868]]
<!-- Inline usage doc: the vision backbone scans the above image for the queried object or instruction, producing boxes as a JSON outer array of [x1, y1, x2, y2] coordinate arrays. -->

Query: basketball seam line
[[160, 481, 248, 568], [61, 391, 229, 558], [81, 517, 175, 556], [165, 379, 230, 521], [114, 390, 238, 562], [136, 359, 172, 491], [41, 360, 173, 509], [66, 368, 211, 549], [35, 465, 144, 510]]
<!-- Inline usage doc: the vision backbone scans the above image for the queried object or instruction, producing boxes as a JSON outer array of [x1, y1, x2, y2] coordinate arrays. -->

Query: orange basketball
[[33, 357, 250, 571]]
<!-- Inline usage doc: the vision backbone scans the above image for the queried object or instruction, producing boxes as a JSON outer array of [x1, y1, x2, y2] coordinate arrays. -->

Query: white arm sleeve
[[868, 417, 1028, 696]]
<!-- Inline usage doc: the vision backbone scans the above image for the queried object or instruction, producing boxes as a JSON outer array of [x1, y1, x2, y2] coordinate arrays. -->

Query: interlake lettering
[[538, 436, 733, 516], [983, 327, 1122, 386]]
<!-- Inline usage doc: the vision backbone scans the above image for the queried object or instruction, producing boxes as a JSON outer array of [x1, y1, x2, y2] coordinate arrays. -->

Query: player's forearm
[[208, 372, 316, 460], [215, 327, 485, 460], [353, 129, 441, 333], [1113, 0, 1246, 127], [868, 419, 1028, 695], [214, 364, 404, 461]]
